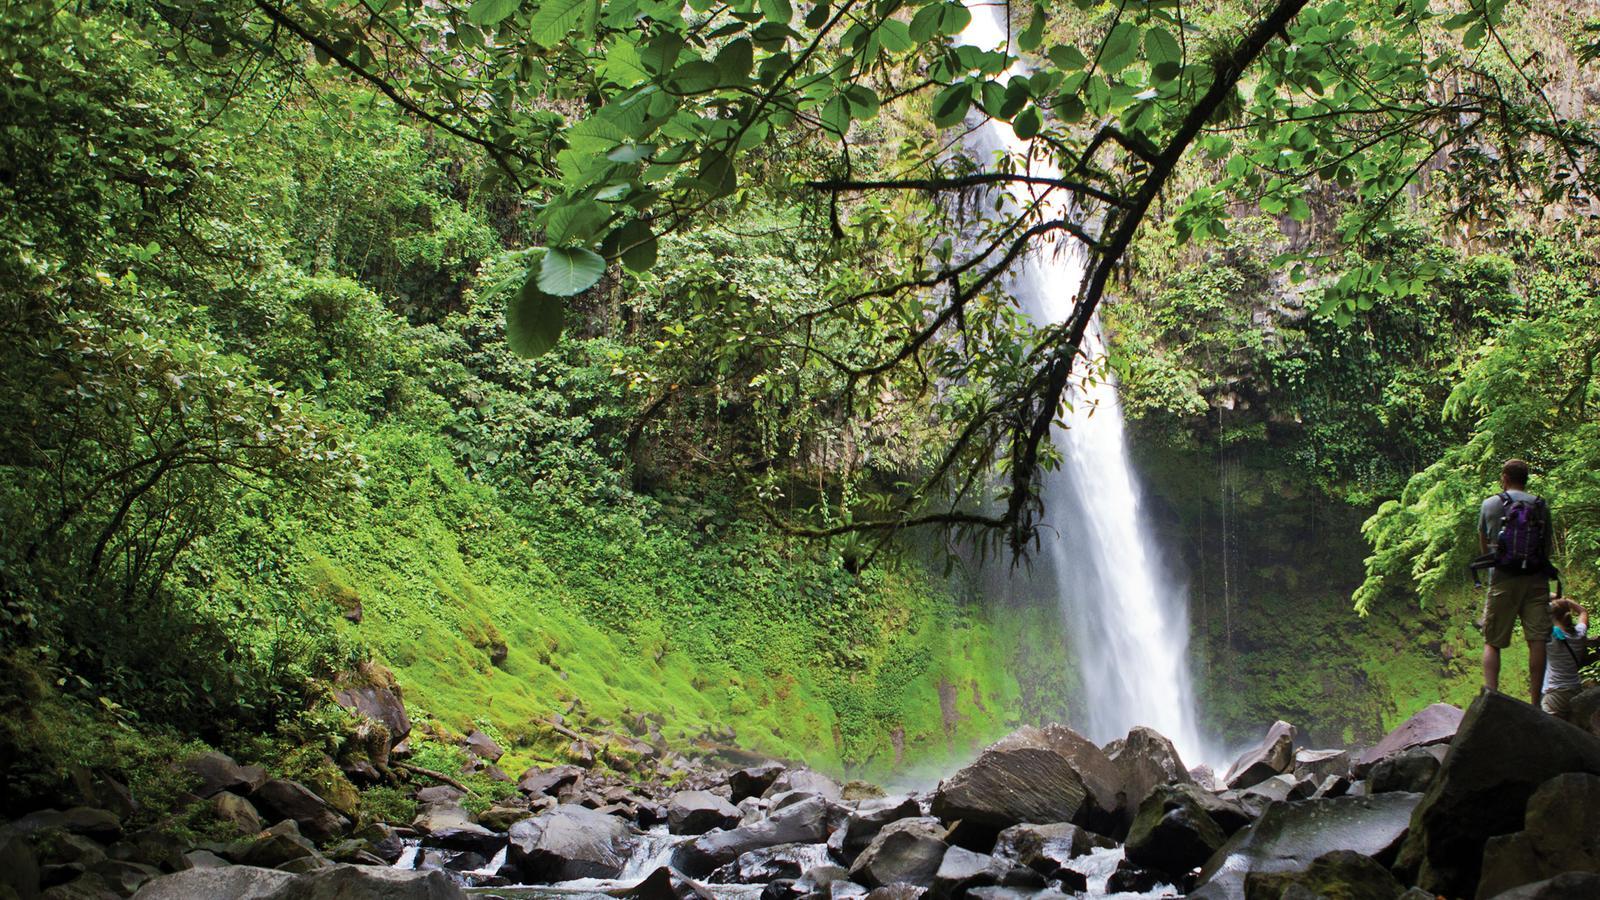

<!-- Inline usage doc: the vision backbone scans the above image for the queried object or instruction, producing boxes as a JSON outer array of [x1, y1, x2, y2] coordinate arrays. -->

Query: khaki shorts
[[1542, 686, 1581, 719], [1482, 572, 1552, 649]]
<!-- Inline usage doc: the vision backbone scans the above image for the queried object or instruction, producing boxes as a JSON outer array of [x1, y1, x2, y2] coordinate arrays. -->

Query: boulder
[[1125, 784, 1229, 876], [210, 792, 265, 837], [228, 820, 321, 869], [712, 842, 834, 883], [847, 818, 948, 890], [829, 796, 922, 862], [764, 770, 842, 803], [1475, 773, 1600, 899], [504, 804, 631, 883], [252, 780, 349, 843], [930, 725, 1122, 837], [517, 765, 585, 800], [332, 668, 411, 749], [131, 864, 464, 899], [1106, 860, 1166, 893], [797, 865, 852, 895], [1394, 693, 1600, 898], [931, 847, 1006, 899], [1367, 748, 1440, 795], [462, 731, 504, 763], [1313, 775, 1352, 800], [1353, 703, 1462, 777], [1107, 727, 1193, 820], [1292, 749, 1351, 784], [474, 806, 533, 833], [1190, 793, 1422, 900], [1483, 872, 1600, 900], [730, 765, 786, 803], [673, 797, 831, 877], [1569, 686, 1600, 738], [667, 791, 742, 836], [411, 795, 501, 855], [178, 752, 267, 799], [991, 822, 1114, 874], [1240, 775, 1299, 805], [613, 866, 717, 900], [131, 866, 293, 899], [1242, 849, 1404, 900], [1, 827, 41, 900], [1222, 721, 1296, 790]]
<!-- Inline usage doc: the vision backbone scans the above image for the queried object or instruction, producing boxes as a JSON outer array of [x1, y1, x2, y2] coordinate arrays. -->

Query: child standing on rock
[[1541, 596, 1595, 719]]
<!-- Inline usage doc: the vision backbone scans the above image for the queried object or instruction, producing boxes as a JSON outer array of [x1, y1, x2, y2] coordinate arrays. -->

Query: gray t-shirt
[[1544, 623, 1589, 692], [1479, 489, 1552, 561]]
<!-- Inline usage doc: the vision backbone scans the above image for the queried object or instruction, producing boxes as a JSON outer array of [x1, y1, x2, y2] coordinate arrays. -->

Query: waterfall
[[957, 3, 1209, 766]]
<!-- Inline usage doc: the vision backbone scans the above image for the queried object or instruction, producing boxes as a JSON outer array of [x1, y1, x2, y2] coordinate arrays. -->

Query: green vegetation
[[2, 0, 1597, 832]]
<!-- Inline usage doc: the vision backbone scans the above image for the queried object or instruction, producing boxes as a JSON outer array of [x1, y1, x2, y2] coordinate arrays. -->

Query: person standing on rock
[[1476, 458, 1556, 704], [1541, 597, 1594, 719]]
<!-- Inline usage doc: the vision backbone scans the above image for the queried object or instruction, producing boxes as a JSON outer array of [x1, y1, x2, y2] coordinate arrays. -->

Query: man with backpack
[[1477, 458, 1557, 704]]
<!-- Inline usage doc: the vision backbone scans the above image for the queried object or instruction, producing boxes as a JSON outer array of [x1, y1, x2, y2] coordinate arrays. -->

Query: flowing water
[[957, 4, 1210, 767]]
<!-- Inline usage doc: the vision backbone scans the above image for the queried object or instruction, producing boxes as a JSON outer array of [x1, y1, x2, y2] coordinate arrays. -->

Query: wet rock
[[991, 822, 1114, 873], [1394, 693, 1600, 898], [517, 765, 585, 799], [1223, 721, 1297, 790], [830, 796, 922, 863], [1, 827, 41, 900], [1313, 775, 1351, 800], [764, 770, 842, 803], [1353, 703, 1462, 777], [252, 780, 349, 843], [713, 842, 833, 883], [474, 806, 533, 833], [462, 730, 504, 763], [673, 796, 831, 877], [862, 887, 926, 900], [797, 864, 852, 895], [1106, 860, 1166, 893], [1242, 849, 1403, 900], [412, 792, 501, 855], [1476, 772, 1600, 899], [613, 865, 717, 900], [847, 818, 948, 889], [1483, 872, 1600, 899], [1125, 784, 1229, 876], [352, 824, 406, 864], [1108, 726, 1193, 819], [667, 791, 742, 835], [228, 821, 320, 869], [131, 864, 464, 899], [930, 725, 1122, 839], [177, 752, 267, 799], [932, 846, 1007, 898], [1368, 748, 1440, 795], [504, 804, 630, 882], [1292, 749, 1351, 784], [730, 765, 786, 803], [1191, 793, 1421, 900], [1240, 775, 1298, 805], [210, 792, 265, 837]]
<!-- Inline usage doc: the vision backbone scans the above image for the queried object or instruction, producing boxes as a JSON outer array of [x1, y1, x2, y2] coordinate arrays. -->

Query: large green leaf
[[468, 0, 521, 26], [529, 0, 596, 47], [538, 246, 607, 296], [506, 272, 564, 358]]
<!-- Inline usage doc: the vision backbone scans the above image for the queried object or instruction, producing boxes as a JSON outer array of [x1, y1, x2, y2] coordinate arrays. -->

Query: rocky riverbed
[[8, 690, 1600, 899]]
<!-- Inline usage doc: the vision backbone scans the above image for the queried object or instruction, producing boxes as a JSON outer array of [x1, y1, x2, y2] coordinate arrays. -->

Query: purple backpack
[[1495, 491, 1548, 571]]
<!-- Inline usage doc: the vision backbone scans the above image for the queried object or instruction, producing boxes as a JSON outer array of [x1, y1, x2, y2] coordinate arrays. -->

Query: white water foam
[[957, 3, 1211, 767]]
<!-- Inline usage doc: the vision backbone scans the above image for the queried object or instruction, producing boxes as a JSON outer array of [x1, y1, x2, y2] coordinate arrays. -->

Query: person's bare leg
[[1528, 640, 1547, 706], [1483, 644, 1501, 694]]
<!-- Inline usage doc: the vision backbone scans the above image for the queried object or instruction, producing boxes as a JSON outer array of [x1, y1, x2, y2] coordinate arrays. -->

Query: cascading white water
[[958, 3, 1208, 766]]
